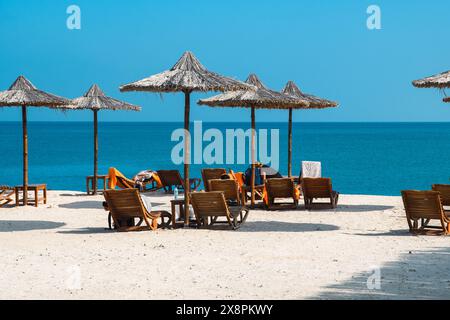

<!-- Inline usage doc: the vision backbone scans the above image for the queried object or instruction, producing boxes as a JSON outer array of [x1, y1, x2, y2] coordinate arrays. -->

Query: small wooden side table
[[170, 199, 197, 228], [15, 184, 47, 207], [86, 175, 108, 195]]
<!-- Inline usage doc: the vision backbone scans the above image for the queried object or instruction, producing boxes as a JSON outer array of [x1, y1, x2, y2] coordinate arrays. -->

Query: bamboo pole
[[184, 91, 191, 226], [22, 105, 28, 206], [93, 110, 98, 195], [251, 106, 256, 207], [288, 108, 293, 177]]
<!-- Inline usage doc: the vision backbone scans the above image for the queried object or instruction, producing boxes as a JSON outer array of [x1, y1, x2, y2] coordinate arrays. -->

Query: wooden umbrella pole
[[184, 91, 191, 226], [251, 106, 256, 207], [93, 110, 98, 195], [288, 108, 293, 177], [22, 105, 28, 206]]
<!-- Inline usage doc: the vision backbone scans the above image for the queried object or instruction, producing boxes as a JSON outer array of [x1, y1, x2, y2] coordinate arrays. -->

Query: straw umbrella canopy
[[282, 81, 338, 177], [69, 84, 141, 194], [198, 74, 309, 206], [412, 70, 450, 89], [0, 76, 72, 205], [119, 51, 253, 225]]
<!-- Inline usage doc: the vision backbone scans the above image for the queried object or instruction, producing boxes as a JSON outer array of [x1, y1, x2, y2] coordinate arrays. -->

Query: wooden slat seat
[[0, 186, 14, 207], [157, 170, 201, 193], [103, 189, 171, 232], [302, 178, 339, 210], [265, 178, 299, 210], [190, 191, 249, 230], [402, 190, 450, 235], [201, 168, 227, 191], [209, 179, 241, 205]]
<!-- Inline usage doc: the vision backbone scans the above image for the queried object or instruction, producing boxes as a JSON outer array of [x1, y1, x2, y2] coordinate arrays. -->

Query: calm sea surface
[[0, 122, 449, 196]]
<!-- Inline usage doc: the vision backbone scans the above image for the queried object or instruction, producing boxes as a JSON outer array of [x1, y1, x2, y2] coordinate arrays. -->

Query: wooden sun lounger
[[157, 170, 201, 193], [0, 186, 14, 207], [402, 190, 450, 235], [209, 179, 242, 205], [265, 178, 299, 210], [109, 168, 160, 192], [103, 189, 171, 232], [190, 191, 249, 230], [432, 184, 450, 208], [302, 178, 339, 209], [201, 168, 227, 191]]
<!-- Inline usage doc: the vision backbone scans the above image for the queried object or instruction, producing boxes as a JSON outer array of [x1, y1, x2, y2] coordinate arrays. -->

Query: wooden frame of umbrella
[[120, 51, 253, 225], [282, 81, 338, 177], [198, 74, 309, 207], [68, 84, 141, 194], [0, 76, 72, 205]]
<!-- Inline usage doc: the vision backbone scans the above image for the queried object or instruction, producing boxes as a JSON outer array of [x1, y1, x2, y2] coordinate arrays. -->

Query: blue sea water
[[0, 122, 449, 196]]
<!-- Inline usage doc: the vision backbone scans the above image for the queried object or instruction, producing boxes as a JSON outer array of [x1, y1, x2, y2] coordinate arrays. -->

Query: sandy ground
[[0, 190, 449, 300]]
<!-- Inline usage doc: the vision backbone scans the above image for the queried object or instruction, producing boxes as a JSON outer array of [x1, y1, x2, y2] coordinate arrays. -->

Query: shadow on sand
[[335, 204, 395, 212], [241, 221, 339, 233], [59, 200, 166, 210], [310, 247, 450, 300], [59, 201, 104, 209], [0, 220, 65, 232], [351, 229, 411, 237], [57, 227, 113, 235]]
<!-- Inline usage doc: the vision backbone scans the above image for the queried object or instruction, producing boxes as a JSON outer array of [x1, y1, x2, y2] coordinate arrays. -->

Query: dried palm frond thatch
[[0, 75, 71, 107], [282, 80, 338, 109], [119, 51, 252, 224], [70, 84, 141, 194], [198, 74, 309, 109], [71, 84, 140, 111], [412, 70, 450, 88], [120, 51, 253, 93], [0, 75, 72, 205]]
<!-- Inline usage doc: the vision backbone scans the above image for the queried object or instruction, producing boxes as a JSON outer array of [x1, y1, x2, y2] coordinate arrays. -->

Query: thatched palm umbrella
[[0, 76, 71, 205], [120, 51, 252, 225], [412, 70, 450, 89], [70, 84, 141, 194], [282, 81, 338, 177], [198, 74, 309, 206]]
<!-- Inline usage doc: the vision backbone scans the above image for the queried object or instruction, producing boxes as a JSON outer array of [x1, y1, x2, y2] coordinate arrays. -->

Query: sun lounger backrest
[[266, 178, 294, 198], [209, 179, 239, 202], [190, 191, 229, 217], [104, 189, 145, 219], [432, 184, 450, 206], [202, 168, 227, 191], [402, 190, 444, 220], [302, 178, 332, 198], [157, 170, 182, 187]]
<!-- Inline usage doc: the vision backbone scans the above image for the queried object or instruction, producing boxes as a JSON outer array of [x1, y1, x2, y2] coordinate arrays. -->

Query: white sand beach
[[0, 191, 449, 300]]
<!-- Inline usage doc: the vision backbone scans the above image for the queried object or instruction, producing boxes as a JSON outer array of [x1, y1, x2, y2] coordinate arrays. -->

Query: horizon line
[[1, 120, 450, 124]]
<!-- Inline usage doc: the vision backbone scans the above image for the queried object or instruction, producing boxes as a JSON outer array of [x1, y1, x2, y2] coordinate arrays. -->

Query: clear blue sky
[[0, 0, 449, 122]]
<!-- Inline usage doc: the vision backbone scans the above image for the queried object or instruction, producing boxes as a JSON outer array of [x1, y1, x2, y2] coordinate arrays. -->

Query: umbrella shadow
[[57, 227, 113, 235], [336, 205, 395, 213], [310, 247, 450, 300], [0, 220, 65, 232], [351, 229, 411, 237], [240, 221, 339, 233], [59, 201, 103, 209]]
